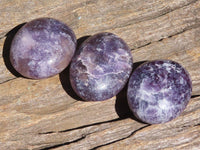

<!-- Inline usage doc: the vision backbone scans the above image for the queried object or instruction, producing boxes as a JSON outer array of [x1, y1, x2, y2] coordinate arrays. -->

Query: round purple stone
[[70, 32, 133, 101], [127, 60, 192, 124], [10, 18, 76, 79]]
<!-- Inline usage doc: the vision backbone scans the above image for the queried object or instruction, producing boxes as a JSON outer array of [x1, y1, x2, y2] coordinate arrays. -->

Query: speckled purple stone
[[127, 60, 192, 124], [70, 32, 133, 101], [10, 18, 76, 79]]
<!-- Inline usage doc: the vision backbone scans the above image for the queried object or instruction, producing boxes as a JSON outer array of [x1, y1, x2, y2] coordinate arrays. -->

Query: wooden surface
[[0, 0, 200, 149]]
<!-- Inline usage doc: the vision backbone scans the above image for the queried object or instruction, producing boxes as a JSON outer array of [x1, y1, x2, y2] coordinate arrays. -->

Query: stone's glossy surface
[[70, 32, 133, 101], [127, 60, 192, 124], [10, 18, 76, 79]]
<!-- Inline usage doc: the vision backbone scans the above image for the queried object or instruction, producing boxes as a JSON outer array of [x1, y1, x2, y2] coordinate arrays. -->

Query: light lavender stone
[[127, 60, 192, 124], [70, 32, 133, 101], [10, 18, 76, 79]]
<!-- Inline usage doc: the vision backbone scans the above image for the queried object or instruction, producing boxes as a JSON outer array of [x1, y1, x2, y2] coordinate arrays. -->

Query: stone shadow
[[59, 36, 90, 101], [115, 61, 147, 123], [3, 23, 26, 77]]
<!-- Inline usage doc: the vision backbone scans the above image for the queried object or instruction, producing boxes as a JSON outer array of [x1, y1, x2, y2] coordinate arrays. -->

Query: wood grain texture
[[0, 0, 199, 149]]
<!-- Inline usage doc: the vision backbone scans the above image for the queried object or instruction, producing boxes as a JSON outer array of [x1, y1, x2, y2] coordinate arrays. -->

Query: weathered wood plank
[[0, 0, 199, 149], [1, 96, 197, 150]]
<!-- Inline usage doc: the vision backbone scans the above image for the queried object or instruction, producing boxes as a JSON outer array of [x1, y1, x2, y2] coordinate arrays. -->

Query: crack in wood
[[0, 77, 17, 84], [38, 131, 55, 135], [37, 119, 125, 149], [136, 42, 152, 49], [194, 123, 200, 127], [38, 124, 151, 150], [38, 118, 121, 135], [90, 124, 151, 150], [39, 135, 86, 150], [59, 118, 121, 133]]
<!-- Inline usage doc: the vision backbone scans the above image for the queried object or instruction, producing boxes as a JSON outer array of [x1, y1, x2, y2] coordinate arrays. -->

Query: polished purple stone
[[127, 60, 192, 124], [70, 32, 133, 101], [10, 18, 76, 79]]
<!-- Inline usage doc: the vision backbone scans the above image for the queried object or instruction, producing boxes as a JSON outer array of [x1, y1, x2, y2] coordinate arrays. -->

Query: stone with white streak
[[10, 18, 76, 79], [127, 60, 192, 124], [70, 32, 133, 101]]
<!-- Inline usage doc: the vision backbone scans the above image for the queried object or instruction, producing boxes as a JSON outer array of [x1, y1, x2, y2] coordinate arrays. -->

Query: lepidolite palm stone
[[10, 18, 76, 79], [70, 32, 133, 101], [127, 60, 192, 124]]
